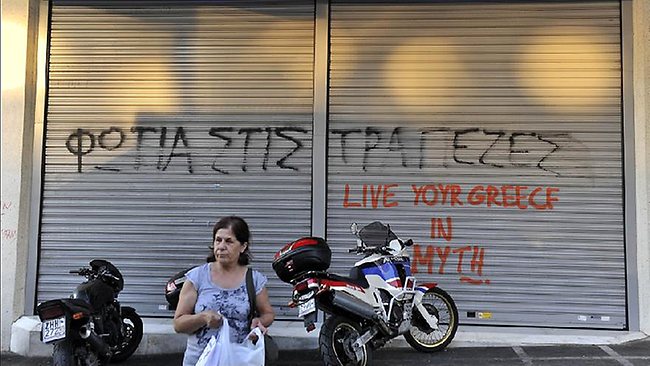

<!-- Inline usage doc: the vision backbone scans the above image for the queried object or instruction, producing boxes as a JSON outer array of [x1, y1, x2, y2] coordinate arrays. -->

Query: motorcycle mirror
[[350, 223, 358, 234], [404, 239, 414, 247]]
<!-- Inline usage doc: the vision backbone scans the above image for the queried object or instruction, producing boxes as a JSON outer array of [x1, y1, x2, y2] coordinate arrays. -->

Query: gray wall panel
[[39, 0, 315, 317], [327, 0, 625, 329]]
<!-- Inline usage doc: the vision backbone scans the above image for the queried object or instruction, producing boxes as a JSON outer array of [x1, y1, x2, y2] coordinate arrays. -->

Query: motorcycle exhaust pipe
[[331, 291, 377, 320], [79, 326, 91, 339], [79, 327, 111, 359]]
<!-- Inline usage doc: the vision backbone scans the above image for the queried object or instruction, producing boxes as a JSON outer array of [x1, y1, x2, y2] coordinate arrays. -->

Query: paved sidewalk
[[2, 337, 648, 366]]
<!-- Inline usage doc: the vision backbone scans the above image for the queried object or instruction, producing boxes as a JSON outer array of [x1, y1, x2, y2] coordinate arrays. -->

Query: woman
[[174, 216, 275, 366]]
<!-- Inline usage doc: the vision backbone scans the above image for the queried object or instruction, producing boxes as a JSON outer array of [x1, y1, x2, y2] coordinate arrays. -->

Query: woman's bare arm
[[250, 287, 275, 333], [173, 281, 222, 334]]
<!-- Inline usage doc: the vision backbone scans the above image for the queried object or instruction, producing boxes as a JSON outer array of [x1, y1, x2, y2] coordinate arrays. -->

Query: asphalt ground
[[2, 337, 648, 366]]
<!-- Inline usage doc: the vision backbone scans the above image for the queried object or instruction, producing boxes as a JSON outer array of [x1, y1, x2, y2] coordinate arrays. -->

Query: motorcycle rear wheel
[[404, 287, 458, 352], [53, 340, 102, 366], [319, 315, 372, 366], [109, 308, 143, 363], [52, 340, 76, 366]]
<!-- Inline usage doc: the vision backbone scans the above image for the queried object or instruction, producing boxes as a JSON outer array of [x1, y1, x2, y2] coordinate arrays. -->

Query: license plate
[[42, 317, 66, 343], [298, 296, 316, 317]]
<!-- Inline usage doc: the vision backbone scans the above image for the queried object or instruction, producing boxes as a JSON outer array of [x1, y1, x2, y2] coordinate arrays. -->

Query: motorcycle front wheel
[[109, 308, 143, 363], [404, 287, 459, 352], [319, 315, 372, 366]]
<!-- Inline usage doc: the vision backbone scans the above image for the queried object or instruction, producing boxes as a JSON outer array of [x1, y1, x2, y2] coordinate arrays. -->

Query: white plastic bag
[[196, 318, 265, 366]]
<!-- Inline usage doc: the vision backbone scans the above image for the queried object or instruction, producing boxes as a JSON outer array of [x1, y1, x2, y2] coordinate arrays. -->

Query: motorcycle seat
[[63, 298, 95, 313], [327, 267, 370, 289]]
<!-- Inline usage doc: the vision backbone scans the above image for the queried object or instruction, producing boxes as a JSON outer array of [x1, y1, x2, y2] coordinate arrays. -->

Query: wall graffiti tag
[[1, 201, 18, 241], [340, 181, 562, 285], [64, 126, 309, 173], [331, 126, 574, 176], [412, 244, 489, 285], [64, 124, 580, 176]]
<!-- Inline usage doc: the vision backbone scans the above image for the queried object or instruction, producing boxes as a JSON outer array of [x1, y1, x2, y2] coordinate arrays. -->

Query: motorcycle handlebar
[[101, 271, 120, 282], [69, 268, 92, 276], [349, 246, 380, 254], [349, 238, 414, 255]]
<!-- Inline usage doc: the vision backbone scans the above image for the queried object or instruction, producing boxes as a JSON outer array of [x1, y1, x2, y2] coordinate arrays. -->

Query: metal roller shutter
[[327, 1, 625, 328], [38, 0, 315, 316]]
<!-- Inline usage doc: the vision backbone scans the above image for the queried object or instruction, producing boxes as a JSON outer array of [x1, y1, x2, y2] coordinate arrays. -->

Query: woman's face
[[213, 227, 246, 266]]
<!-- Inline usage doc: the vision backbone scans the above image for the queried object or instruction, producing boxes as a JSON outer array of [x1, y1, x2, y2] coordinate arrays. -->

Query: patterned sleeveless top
[[181, 263, 267, 366]]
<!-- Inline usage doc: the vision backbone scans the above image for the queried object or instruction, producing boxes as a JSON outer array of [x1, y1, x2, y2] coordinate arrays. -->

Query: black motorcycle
[[36, 259, 143, 366]]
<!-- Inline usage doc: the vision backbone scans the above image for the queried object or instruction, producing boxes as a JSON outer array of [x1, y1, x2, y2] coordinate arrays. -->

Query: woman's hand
[[248, 287, 275, 342], [201, 310, 223, 328], [250, 317, 268, 335], [248, 317, 267, 342]]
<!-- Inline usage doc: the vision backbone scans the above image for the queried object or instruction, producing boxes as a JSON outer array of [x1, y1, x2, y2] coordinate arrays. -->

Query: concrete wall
[[1, 0, 648, 353], [633, 0, 650, 335], [1, 0, 39, 352]]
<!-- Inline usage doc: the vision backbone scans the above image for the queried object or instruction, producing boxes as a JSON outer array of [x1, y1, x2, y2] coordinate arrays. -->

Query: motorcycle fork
[[413, 296, 439, 330]]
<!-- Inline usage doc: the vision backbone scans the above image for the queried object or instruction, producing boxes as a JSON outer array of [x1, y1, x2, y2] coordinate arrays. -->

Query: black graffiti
[[208, 127, 233, 174], [332, 126, 564, 176], [239, 128, 263, 172], [452, 128, 560, 175], [158, 127, 168, 170], [131, 126, 157, 171], [333, 127, 409, 172], [98, 127, 125, 151], [263, 127, 272, 171], [331, 129, 361, 164], [210, 126, 308, 174], [64, 125, 311, 174], [479, 130, 506, 168], [446, 128, 563, 175], [388, 127, 407, 168], [453, 128, 481, 165], [65, 124, 566, 176], [510, 132, 560, 175], [363, 127, 382, 172], [65, 129, 95, 173], [64, 125, 196, 174], [162, 127, 193, 173], [418, 128, 449, 169], [275, 127, 306, 171], [130, 126, 192, 173]]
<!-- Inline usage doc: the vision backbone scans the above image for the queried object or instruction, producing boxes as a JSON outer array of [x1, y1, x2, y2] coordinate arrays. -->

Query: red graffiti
[[412, 244, 490, 285], [430, 217, 453, 241], [343, 183, 399, 209], [411, 184, 463, 207], [1, 201, 14, 215], [342, 183, 560, 211], [2, 229, 17, 240], [466, 185, 559, 210]]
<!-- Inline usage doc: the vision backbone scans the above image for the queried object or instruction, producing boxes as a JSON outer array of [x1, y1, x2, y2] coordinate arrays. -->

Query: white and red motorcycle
[[273, 221, 459, 366]]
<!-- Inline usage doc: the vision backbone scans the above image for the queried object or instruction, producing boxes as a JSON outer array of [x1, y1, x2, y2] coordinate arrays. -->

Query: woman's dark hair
[[207, 216, 251, 265]]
